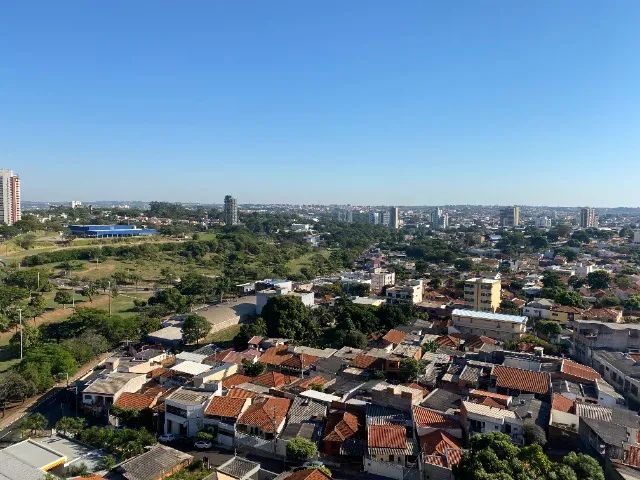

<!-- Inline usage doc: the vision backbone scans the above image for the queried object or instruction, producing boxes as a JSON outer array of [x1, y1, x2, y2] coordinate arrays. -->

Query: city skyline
[[4, 1, 640, 205]]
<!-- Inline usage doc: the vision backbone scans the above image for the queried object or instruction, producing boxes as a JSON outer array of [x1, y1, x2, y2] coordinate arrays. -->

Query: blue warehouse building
[[69, 224, 158, 238]]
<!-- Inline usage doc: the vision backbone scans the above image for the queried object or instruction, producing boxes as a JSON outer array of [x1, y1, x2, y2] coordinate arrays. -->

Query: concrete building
[[369, 211, 381, 225], [633, 230, 640, 244], [256, 289, 314, 315], [522, 299, 554, 320], [451, 309, 527, 341], [432, 207, 448, 230], [381, 210, 390, 227], [464, 276, 501, 312], [580, 207, 597, 228], [371, 270, 395, 294], [385, 280, 423, 305], [499, 206, 520, 227], [536, 216, 552, 228], [572, 320, 640, 364], [336, 208, 353, 223], [224, 194, 238, 226], [164, 388, 215, 437], [390, 207, 400, 229], [70, 200, 82, 209], [0, 169, 21, 225]]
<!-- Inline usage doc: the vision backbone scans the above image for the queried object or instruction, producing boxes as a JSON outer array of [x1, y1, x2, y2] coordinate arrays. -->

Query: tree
[[262, 295, 310, 340], [80, 283, 97, 302], [148, 287, 191, 313], [454, 258, 474, 272], [587, 270, 611, 289], [10, 324, 41, 353], [343, 330, 367, 349], [398, 358, 421, 382], [233, 317, 267, 350], [20, 412, 47, 436], [535, 320, 562, 337], [0, 371, 34, 414], [562, 452, 605, 480], [243, 360, 266, 377], [286, 437, 317, 461], [15, 233, 37, 250], [55, 416, 85, 436], [54, 290, 73, 309], [181, 314, 211, 345], [542, 271, 563, 289], [422, 341, 438, 354], [429, 277, 443, 289], [626, 295, 640, 311], [523, 422, 547, 446]]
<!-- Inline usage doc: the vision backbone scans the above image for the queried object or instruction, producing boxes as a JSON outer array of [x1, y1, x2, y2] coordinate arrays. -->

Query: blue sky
[[2, 1, 640, 206]]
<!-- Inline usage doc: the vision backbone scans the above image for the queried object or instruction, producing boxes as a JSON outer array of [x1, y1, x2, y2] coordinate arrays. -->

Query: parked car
[[158, 433, 175, 442], [194, 440, 212, 450]]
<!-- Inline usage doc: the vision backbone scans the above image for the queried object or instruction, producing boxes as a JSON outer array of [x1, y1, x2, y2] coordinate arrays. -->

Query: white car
[[158, 433, 175, 442], [194, 440, 212, 449]]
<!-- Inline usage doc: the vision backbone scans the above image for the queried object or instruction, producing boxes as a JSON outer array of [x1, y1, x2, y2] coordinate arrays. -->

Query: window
[[389, 455, 394, 462]]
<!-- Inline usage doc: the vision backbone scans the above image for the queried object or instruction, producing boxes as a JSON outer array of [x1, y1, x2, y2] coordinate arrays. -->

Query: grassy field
[[286, 248, 330, 275], [205, 324, 241, 347]]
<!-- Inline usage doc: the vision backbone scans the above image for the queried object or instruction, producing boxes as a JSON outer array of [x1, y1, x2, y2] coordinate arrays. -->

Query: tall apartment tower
[[369, 211, 381, 225], [223, 195, 238, 226], [0, 170, 21, 225], [464, 276, 502, 312], [432, 207, 448, 230], [390, 207, 400, 229], [381, 210, 390, 227], [500, 206, 520, 227], [579, 207, 596, 228]]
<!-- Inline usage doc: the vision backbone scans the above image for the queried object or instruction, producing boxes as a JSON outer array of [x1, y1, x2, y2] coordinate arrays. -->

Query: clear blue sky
[[2, 1, 640, 206]]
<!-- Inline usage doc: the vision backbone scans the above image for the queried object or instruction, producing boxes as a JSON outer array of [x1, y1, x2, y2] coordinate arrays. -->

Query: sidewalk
[[0, 350, 112, 431]]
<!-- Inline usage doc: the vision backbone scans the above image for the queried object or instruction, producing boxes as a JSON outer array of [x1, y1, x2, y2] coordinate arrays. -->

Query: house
[[279, 353, 319, 375], [82, 372, 148, 415], [385, 280, 424, 305], [419, 430, 464, 480], [460, 401, 525, 445], [281, 468, 334, 480], [163, 388, 214, 437], [578, 308, 624, 323], [322, 410, 363, 458], [280, 397, 327, 449], [250, 371, 296, 389], [236, 397, 292, 440], [522, 299, 554, 320], [577, 403, 640, 460], [590, 351, 640, 409], [550, 305, 584, 323], [365, 424, 418, 480], [204, 395, 252, 447], [115, 444, 193, 480], [214, 455, 278, 480], [573, 320, 640, 364], [412, 405, 462, 439], [451, 309, 527, 342], [370, 382, 426, 412], [382, 329, 408, 348], [491, 365, 551, 399]]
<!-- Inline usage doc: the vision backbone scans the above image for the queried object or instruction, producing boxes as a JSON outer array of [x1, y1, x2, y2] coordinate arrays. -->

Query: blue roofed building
[[69, 224, 158, 238]]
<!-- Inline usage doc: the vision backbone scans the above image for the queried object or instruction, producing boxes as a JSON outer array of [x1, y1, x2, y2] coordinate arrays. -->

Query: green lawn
[[286, 248, 330, 274], [205, 324, 241, 346], [166, 464, 211, 480]]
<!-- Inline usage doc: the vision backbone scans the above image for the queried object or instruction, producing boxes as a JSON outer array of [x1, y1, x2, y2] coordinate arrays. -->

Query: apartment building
[[0, 170, 21, 225], [385, 280, 424, 305], [590, 351, 640, 409], [499, 206, 520, 227], [224, 194, 238, 226], [390, 207, 400, 229], [464, 277, 501, 312], [572, 320, 640, 364], [451, 309, 527, 342], [371, 270, 395, 294], [579, 207, 597, 228], [164, 388, 215, 437]]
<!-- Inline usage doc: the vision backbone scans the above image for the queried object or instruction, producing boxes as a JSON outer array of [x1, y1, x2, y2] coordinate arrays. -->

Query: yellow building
[[464, 277, 501, 312], [452, 309, 527, 341]]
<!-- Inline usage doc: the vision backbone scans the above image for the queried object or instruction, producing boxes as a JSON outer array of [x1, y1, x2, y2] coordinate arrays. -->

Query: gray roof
[[581, 417, 630, 447], [421, 389, 463, 412], [509, 397, 551, 430], [84, 372, 141, 395], [166, 388, 212, 406], [286, 396, 327, 425], [118, 444, 193, 480], [216, 456, 260, 480], [366, 404, 411, 426], [452, 308, 527, 324], [594, 351, 640, 378], [0, 450, 44, 480]]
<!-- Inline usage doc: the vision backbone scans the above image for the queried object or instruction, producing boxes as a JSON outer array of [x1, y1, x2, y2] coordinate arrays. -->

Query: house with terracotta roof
[[249, 371, 296, 389], [381, 329, 407, 348], [204, 395, 252, 447], [322, 410, 363, 458], [258, 345, 293, 367], [412, 405, 462, 439], [419, 430, 463, 480], [491, 365, 551, 399], [236, 397, 291, 440], [364, 424, 418, 480], [279, 353, 319, 375], [281, 468, 334, 480]]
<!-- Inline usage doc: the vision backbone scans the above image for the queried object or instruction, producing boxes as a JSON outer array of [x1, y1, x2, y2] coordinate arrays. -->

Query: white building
[[0, 169, 21, 225], [461, 401, 524, 445], [371, 270, 395, 294], [451, 309, 527, 341], [256, 289, 314, 315], [633, 231, 640, 244], [536, 216, 552, 228], [70, 200, 82, 209], [164, 388, 215, 437], [522, 299, 554, 320], [82, 372, 147, 414], [385, 280, 423, 304]]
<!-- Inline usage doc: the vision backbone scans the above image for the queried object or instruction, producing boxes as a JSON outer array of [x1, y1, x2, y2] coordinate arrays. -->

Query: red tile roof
[[205, 396, 248, 418], [481, 397, 504, 409], [382, 329, 407, 345], [412, 406, 459, 429], [296, 375, 330, 391], [227, 387, 260, 399], [551, 393, 575, 413], [251, 371, 296, 388], [323, 410, 360, 442], [350, 354, 381, 370], [114, 392, 156, 410], [258, 345, 293, 366], [284, 469, 333, 480], [560, 359, 601, 382], [248, 336, 264, 345], [237, 397, 291, 432], [403, 383, 429, 395], [436, 335, 460, 348], [420, 430, 463, 467], [624, 444, 640, 468], [222, 373, 252, 389], [280, 353, 319, 370], [368, 424, 407, 449], [492, 365, 551, 395]]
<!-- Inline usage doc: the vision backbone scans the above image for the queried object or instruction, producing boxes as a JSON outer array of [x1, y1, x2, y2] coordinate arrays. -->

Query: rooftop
[[452, 308, 527, 324], [84, 372, 142, 396]]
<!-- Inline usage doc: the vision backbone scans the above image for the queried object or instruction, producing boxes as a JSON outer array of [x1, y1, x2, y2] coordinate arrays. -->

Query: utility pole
[[108, 281, 112, 317], [18, 308, 23, 360], [37, 271, 40, 290]]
